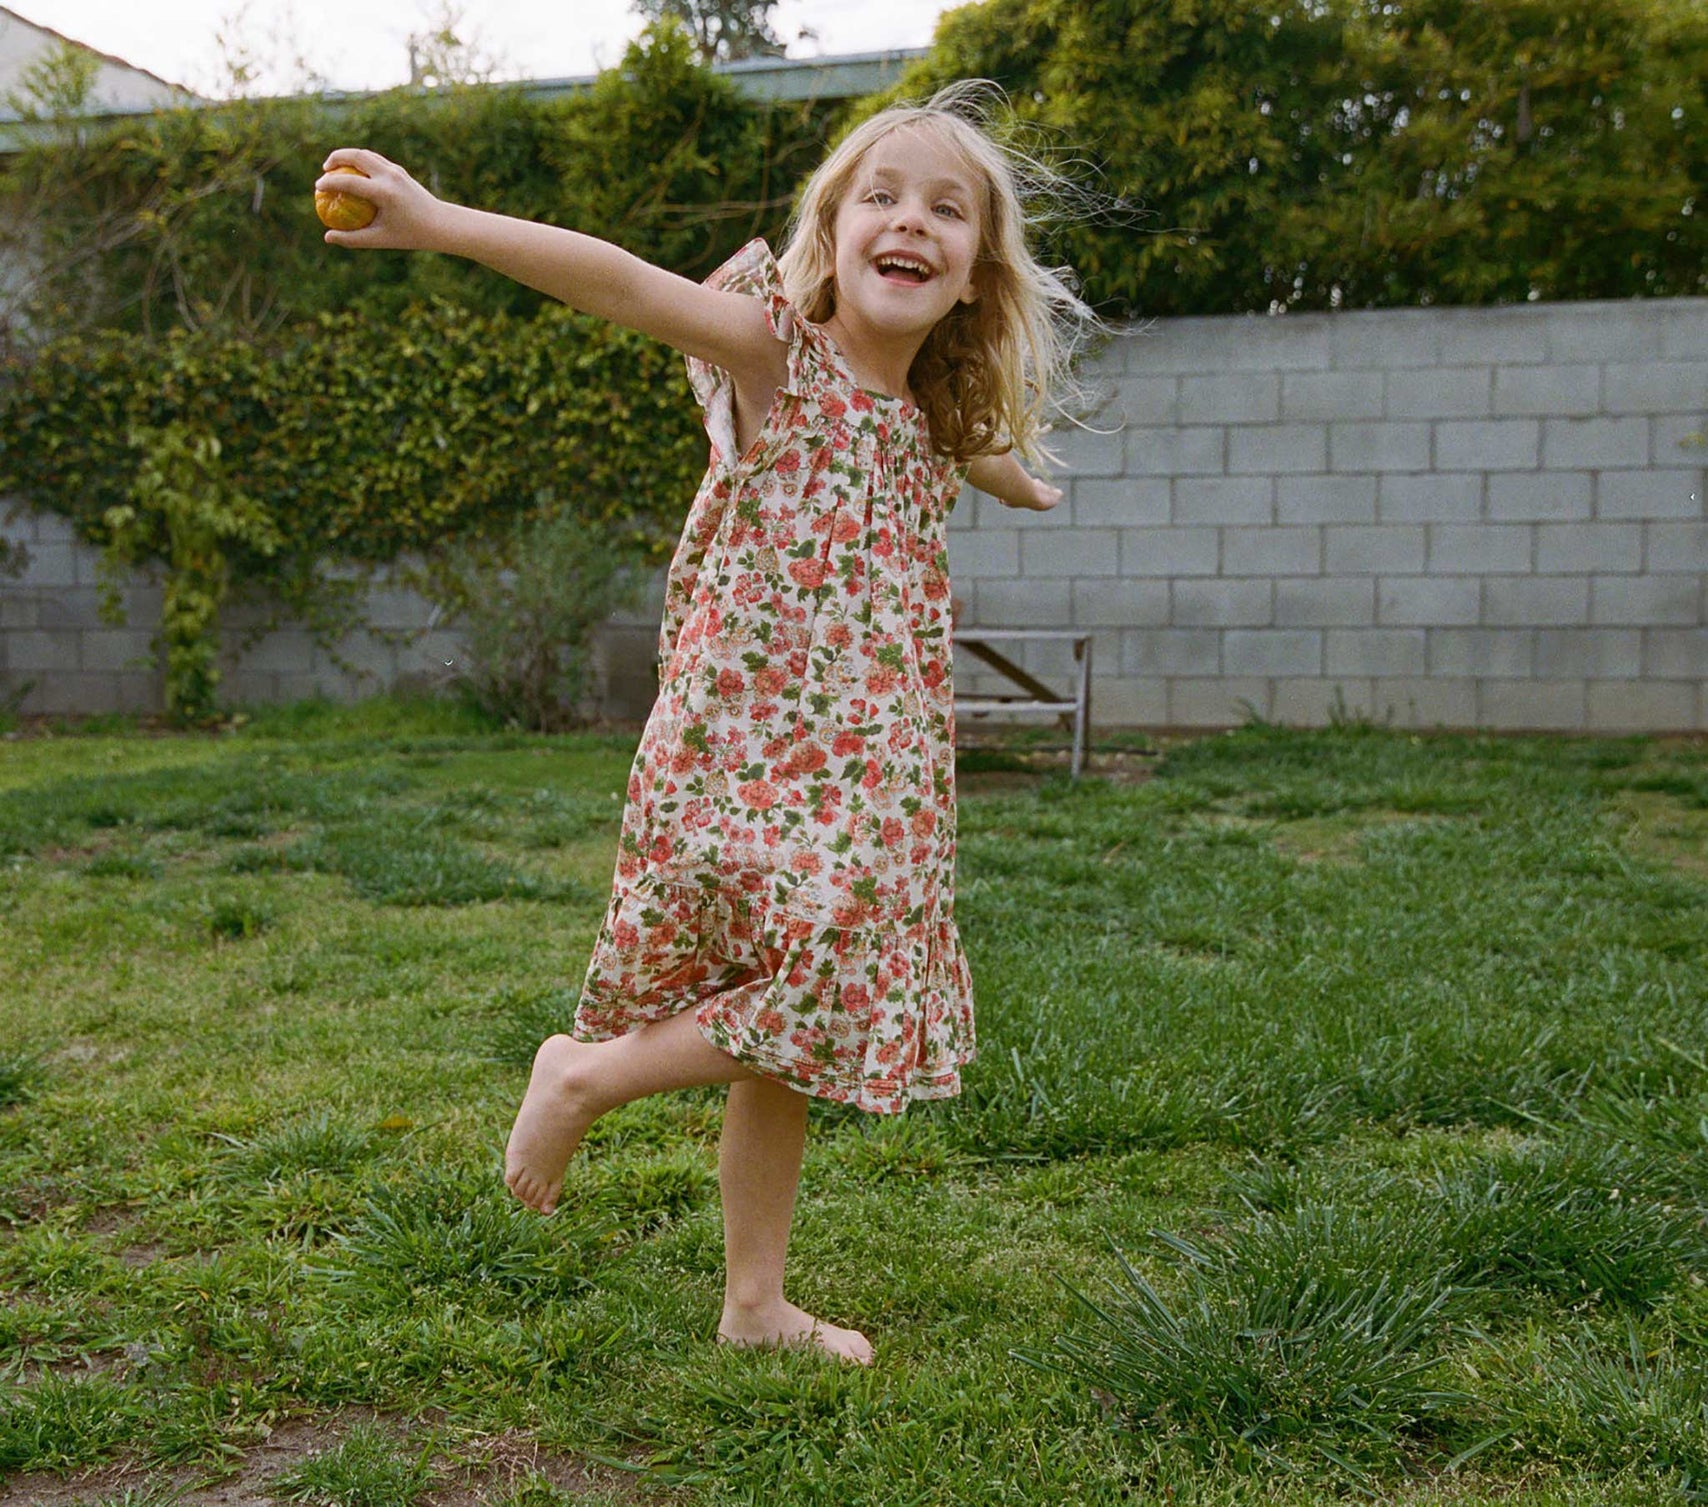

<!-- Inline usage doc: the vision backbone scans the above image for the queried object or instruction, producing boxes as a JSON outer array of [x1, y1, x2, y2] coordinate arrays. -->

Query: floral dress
[[574, 239, 975, 1114]]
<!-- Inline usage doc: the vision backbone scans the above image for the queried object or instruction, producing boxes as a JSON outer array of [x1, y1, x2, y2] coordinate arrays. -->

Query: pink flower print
[[737, 779, 778, 810], [717, 668, 745, 697], [788, 557, 828, 589]]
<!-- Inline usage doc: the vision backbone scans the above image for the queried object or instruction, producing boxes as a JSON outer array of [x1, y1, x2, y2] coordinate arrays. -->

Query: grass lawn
[[1, 697, 1705, 1506]]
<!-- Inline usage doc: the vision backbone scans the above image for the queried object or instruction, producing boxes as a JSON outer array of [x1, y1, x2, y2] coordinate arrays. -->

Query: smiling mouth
[[875, 254, 934, 284]]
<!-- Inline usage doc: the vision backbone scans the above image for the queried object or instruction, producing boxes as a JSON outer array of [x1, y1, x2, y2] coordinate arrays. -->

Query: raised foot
[[718, 1300, 874, 1365], [504, 1033, 598, 1215]]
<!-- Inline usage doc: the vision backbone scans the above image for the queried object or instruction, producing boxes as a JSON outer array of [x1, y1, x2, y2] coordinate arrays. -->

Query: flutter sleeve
[[684, 238, 825, 474]]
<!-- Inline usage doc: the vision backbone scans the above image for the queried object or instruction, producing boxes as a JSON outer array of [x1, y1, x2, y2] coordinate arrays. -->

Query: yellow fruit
[[315, 165, 376, 231]]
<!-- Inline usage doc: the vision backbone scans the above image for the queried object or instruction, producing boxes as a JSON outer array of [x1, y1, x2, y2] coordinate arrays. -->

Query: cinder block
[[1386, 368, 1494, 420], [1325, 525, 1427, 575], [1113, 376, 1180, 426], [1493, 364, 1600, 418], [1228, 424, 1328, 475], [16, 544, 76, 590], [948, 529, 1020, 577], [1482, 577, 1591, 627], [1536, 524, 1642, 575], [1071, 579, 1170, 627], [1168, 678, 1271, 727], [1597, 470, 1701, 521], [1122, 629, 1221, 677], [1543, 306, 1664, 362], [1221, 527, 1322, 577], [976, 493, 1058, 530], [1441, 309, 1548, 365], [1072, 479, 1170, 528], [0, 596, 39, 629], [35, 588, 103, 631], [1652, 415, 1707, 468], [1325, 629, 1426, 677], [1542, 417, 1648, 470], [1212, 315, 1331, 373], [972, 577, 1074, 627], [1643, 629, 1708, 678], [1592, 577, 1700, 626], [1429, 628, 1534, 678], [1380, 473, 1483, 523], [948, 487, 977, 530], [1435, 420, 1542, 471], [1487, 471, 1593, 521], [1602, 362, 1706, 415], [1428, 524, 1532, 575], [1372, 677, 1478, 728], [23, 672, 124, 716], [1660, 306, 1708, 360], [1330, 421, 1431, 473], [1330, 312, 1441, 369], [1125, 426, 1225, 477], [1478, 679, 1587, 730], [1282, 371, 1384, 421], [80, 630, 156, 673], [1020, 528, 1122, 578], [1535, 628, 1641, 679], [1049, 423, 1126, 477], [1586, 680, 1698, 731], [1180, 373, 1279, 423], [1379, 577, 1481, 626], [1172, 579, 1273, 627], [1173, 476, 1274, 525], [1277, 475, 1378, 524], [1092, 676, 1169, 726], [1271, 678, 1378, 726], [8, 632, 80, 673], [1224, 629, 1323, 677], [1119, 527, 1219, 577], [365, 586, 432, 632], [24, 511, 80, 548], [1275, 577, 1375, 627], [312, 632, 397, 683], [1646, 522, 1708, 573], [239, 629, 319, 676]]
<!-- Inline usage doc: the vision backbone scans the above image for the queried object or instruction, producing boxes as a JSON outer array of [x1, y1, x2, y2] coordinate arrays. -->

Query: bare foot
[[504, 1034, 599, 1215], [717, 1299, 874, 1365]]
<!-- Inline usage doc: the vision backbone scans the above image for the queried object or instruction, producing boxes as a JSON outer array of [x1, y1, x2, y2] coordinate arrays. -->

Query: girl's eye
[[866, 190, 894, 206], [935, 203, 964, 219]]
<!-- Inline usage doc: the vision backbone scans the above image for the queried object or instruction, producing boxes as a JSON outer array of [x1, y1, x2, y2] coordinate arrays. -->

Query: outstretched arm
[[966, 451, 1063, 511], [315, 148, 785, 394]]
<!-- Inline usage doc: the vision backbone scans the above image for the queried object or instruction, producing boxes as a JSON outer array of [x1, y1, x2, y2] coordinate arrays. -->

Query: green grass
[[1, 698, 1705, 1503]]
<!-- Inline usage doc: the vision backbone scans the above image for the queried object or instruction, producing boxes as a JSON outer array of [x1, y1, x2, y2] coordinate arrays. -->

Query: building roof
[[0, 3, 193, 104]]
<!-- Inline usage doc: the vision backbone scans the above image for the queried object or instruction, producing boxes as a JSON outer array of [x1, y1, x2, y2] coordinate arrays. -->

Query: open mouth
[[875, 254, 934, 285]]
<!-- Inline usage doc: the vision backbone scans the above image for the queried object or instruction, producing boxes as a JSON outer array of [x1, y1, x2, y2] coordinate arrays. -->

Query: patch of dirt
[[0, 1414, 647, 1507], [955, 741, 1159, 790]]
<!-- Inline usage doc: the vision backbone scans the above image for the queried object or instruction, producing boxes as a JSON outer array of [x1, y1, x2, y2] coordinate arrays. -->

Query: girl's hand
[[1005, 475, 1064, 512], [316, 149, 446, 252]]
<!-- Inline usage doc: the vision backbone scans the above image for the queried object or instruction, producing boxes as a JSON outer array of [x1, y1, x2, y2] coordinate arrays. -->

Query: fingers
[[321, 146, 393, 175]]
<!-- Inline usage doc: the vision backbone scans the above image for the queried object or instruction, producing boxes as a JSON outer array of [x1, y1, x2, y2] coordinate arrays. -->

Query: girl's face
[[828, 125, 983, 343]]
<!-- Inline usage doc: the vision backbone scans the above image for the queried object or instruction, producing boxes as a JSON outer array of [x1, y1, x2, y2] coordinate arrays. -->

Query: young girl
[[320, 87, 1087, 1365]]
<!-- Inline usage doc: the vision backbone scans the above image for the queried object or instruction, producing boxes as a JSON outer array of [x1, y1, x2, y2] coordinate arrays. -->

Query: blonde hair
[[776, 83, 1095, 466]]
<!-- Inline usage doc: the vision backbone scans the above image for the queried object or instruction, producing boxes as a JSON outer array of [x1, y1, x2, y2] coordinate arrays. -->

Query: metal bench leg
[[1072, 637, 1092, 779]]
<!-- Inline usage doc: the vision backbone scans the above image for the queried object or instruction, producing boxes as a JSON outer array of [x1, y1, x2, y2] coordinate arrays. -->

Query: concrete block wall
[[948, 296, 1707, 730], [3, 295, 1705, 731]]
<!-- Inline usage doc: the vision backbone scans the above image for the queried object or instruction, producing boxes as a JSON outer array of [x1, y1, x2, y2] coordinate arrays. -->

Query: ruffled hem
[[575, 871, 975, 1115]]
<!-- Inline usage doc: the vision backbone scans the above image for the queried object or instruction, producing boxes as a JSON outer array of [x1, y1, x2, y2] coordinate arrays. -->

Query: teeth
[[877, 254, 932, 277]]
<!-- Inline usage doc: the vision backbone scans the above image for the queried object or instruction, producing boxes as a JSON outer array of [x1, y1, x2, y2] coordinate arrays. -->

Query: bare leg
[[505, 1008, 754, 1215], [716, 1077, 873, 1365]]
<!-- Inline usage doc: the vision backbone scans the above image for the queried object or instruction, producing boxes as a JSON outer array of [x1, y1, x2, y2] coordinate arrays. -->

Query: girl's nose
[[889, 199, 928, 234]]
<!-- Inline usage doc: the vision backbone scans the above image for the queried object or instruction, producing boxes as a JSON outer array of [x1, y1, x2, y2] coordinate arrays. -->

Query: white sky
[[12, 1, 958, 97]]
